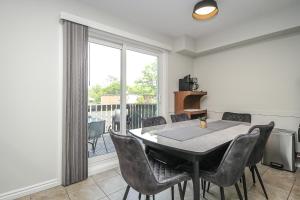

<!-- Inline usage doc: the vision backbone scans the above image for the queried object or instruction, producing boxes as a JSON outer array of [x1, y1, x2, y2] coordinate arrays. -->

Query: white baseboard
[[0, 179, 59, 200], [0, 157, 119, 200]]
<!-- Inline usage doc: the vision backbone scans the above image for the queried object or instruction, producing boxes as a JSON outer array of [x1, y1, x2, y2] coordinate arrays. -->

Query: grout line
[[65, 188, 71, 200], [91, 175, 111, 198], [287, 183, 294, 200]]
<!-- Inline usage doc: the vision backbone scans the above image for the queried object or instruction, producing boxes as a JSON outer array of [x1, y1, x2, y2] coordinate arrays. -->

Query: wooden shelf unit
[[174, 91, 207, 119]]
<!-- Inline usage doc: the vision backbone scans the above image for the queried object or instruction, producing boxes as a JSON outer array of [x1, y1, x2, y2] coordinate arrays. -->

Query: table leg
[[192, 161, 200, 200]]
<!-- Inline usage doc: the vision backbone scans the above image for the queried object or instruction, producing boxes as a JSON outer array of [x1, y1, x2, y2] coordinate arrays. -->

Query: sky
[[89, 42, 158, 88]]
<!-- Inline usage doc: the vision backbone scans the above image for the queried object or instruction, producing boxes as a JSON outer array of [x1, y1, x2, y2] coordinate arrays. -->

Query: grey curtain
[[62, 20, 89, 186]]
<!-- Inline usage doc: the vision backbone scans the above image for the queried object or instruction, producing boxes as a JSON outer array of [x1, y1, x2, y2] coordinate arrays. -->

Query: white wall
[[168, 53, 194, 115], [0, 0, 192, 198], [193, 32, 300, 149]]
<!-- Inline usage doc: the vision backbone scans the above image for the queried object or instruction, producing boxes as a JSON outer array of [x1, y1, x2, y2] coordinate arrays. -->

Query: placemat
[[155, 120, 241, 141], [207, 120, 242, 131], [155, 126, 214, 141]]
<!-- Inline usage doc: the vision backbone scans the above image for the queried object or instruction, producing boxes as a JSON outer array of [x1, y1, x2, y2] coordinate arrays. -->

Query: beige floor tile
[[262, 168, 295, 191], [205, 184, 240, 200], [247, 182, 290, 200], [92, 169, 119, 183], [107, 187, 139, 200], [289, 185, 300, 200], [95, 175, 127, 195], [256, 163, 269, 175], [15, 196, 30, 200], [294, 169, 300, 186], [66, 178, 106, 200], [30, 186, 69, 200], [115, 167, 121, 175]]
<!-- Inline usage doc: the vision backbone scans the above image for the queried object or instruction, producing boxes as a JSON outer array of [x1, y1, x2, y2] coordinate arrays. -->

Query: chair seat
[[147, 147, 186, 167], [148, 156, 190, 185]]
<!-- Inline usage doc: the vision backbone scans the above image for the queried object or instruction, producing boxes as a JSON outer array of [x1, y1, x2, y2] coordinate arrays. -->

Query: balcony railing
[[88, 103, 157, 131]]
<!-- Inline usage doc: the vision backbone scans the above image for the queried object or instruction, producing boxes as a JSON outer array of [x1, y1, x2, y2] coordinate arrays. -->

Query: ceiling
[[80, 0, 299, 40]]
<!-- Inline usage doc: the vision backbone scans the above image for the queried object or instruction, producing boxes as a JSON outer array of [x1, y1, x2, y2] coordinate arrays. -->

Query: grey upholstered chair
[[142, 116, 167, 128], [88, 120, 107, 153], [170, 113, 190, 123], [241, 121, 275, 199], [222, 112, 252, 123], [142, 116, 185, 167], [110, 130, 190, 200], [199, 129, 260, 200]]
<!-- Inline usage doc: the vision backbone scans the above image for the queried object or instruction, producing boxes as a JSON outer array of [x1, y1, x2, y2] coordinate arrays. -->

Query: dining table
[[129, 119, 251, 200]]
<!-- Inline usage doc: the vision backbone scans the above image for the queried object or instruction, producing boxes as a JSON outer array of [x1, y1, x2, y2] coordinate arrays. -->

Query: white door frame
[[87, 37, 168, 175]]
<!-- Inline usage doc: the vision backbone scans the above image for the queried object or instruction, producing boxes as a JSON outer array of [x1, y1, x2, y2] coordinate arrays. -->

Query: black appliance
[[179, 75, 199, 91]]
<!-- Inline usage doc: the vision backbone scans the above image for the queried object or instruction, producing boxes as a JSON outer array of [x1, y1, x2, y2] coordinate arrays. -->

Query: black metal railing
[[88, 103, 157, 131]]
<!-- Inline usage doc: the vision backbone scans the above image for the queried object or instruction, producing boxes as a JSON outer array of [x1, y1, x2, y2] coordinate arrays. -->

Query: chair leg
[[91, 143, 95, 153], [220, 187, 225, 200], [235, 183, 243, 200], [207, 182, 211, 192], [101, 134, 108, 153], [242, 173, 248, 200], [138, 193, 141, 200], [203, 180, 206, 198], [182, 181, 187, 197], [254, 165, 268, 199], [178, 183, 184, 200], [171, 186, 174, 200], [123, 185, 130, 200], [152, 195, 155, 200], [146, 195, 150, 200], [250, 166, 256, 184]]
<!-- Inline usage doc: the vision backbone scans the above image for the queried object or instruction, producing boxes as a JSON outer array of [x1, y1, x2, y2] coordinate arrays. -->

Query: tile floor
[[17, 164, 300, 200]]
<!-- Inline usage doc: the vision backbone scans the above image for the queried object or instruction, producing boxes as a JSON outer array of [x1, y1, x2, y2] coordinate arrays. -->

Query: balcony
[[88, 103, 157, 157]]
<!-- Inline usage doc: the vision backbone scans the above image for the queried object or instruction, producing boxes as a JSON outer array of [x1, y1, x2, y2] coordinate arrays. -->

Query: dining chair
[[110, 130, 190, 200], [142, 116, 185, 167], [222, 112, 252, 123], [204, 112, 251, 193], [199, 129, 260, 200], [170, 113, 190, 123], [142, 116, 167, 127], [88, 120, 107, 153], [241, 121, 275, 199]]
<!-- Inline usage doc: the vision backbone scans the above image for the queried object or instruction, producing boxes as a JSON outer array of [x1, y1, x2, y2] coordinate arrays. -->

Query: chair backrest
[[170, 113, 190, 123], [222, 112, 251, 123], [142, 116, 167, 128], [88, 120, 105, 140], [213, 129, 260, 187], [247, 121, 275, 166], [112, 109, 121, 122], [109, 130, 159, 194]]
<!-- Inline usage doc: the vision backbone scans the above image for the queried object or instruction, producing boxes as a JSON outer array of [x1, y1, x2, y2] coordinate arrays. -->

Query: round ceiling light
[[192, 0, 219, 20]]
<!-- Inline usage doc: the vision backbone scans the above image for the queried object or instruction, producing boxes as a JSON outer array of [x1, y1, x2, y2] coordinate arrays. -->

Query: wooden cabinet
[[174, 91, 207, 119]]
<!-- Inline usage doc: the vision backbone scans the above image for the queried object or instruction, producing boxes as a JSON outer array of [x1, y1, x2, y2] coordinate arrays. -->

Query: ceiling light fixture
[[192, 0, 219, 20]]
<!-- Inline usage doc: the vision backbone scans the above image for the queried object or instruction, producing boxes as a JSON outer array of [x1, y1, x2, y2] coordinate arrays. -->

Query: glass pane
[[88, 42, 120, 158], [126, 50, 159, 129]]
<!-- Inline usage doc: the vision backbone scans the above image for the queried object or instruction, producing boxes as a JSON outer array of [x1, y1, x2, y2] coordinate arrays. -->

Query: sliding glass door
[[126, 49, 159, 129], [88, 41, 121, 158], [87, 39, 160, 159]]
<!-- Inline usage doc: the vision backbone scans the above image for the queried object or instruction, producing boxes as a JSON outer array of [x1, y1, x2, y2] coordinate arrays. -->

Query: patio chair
[[112, 109, 132, 131], [88, 120, 108, 153]]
